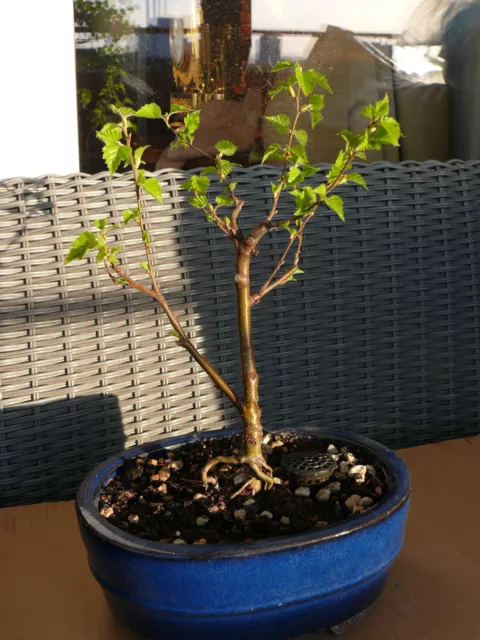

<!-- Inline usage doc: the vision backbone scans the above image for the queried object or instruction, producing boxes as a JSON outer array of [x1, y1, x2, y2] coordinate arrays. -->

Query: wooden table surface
[[1, 437, 480, 640]]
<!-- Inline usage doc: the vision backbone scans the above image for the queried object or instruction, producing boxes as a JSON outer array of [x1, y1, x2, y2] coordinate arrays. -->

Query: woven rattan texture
[[2, 161, 480, 505]]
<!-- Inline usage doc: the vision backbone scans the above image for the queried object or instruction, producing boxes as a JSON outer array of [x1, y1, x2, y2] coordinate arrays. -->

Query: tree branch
[[110, 264, 242, 412]]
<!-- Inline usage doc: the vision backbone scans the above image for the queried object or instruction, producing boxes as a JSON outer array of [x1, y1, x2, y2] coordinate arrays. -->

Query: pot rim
[[76, 427, 411, 559]]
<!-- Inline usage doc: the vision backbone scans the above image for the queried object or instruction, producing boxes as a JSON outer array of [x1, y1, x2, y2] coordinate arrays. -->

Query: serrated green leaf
[[184, 111, 200, 140], [375, 117, 402, 146], [138, 175, 163, 203], [96, 247, 107, 263], [261, 143, 283, 165], [123, 208, 139, 226], [325, 195, 344, 221], [142, 230, 150, 246], [309, 69, 333, 94], [309, 94, 325, 110], [375, 94, 389, 117], [340, 129, 361, 149], [109, 246, 123, 265], [93, 218, 108, 231], [290, 144, 308, 165], [303, 164, 319, 178], [215, 140, 237, 156], [188, 195, 209, 209], [182, 175, 210, 195], [287, 165, 303, 185], [295, 129, 308, 147], [272, 60, 295, 72], [310, 109, 323, 128], [271, 182, 282, 196], [295, 65, 315, 96], [170, 103, 192, 113], [135, 103, 162, 118], [294, 186, 317, 212], [64, 231, 98, 264], [217, 158, 239, 177], [96, 123, 122, 144], [110, 105, 136, 119], [215, 195, 234, 206], [102, 142, 130, 175], [200, 166, 219, 176], [264, 114, 291, 134], [140, 261, 150, 273], [314, 183, 327, 198], [133, 145, 149, 169], [360, 104, 375, 119], [345, 172, 368, 189]]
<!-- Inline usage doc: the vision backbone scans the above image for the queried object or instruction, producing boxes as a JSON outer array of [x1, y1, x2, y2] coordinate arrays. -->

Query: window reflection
[[74, 0, 480, 172]]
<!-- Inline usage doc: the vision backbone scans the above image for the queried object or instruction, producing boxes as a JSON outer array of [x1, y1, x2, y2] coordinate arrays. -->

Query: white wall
[[0, 1, 79, 179]]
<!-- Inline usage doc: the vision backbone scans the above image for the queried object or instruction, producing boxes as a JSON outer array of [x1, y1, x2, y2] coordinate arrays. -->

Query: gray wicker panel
[[1, 161, 480, 505]]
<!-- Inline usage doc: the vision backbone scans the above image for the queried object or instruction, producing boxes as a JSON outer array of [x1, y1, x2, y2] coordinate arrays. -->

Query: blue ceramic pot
[[76, 428, 410, 640]]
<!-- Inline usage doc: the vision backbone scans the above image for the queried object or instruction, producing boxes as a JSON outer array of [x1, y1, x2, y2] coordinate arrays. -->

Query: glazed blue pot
[[76, 428, 410, 640]]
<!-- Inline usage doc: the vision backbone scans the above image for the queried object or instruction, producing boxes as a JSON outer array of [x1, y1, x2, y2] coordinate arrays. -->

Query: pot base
[[329, 604, 373, 636]]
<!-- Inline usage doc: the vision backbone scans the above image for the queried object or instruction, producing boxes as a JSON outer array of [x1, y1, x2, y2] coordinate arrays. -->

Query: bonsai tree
[[66, 61, 402, 490]]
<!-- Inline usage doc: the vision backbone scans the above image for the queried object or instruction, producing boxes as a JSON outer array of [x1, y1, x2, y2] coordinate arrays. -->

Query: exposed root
[[201, 456, 239, 485], [230, 478, 254, 500], [201, 453, 277, 490]]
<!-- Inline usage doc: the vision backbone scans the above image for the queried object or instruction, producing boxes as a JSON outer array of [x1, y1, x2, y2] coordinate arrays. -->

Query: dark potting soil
[[98, 433, 388, 545]]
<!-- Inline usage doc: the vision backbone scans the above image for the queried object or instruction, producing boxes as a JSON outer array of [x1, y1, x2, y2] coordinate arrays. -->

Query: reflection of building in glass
[[258, 34, 280, 66]]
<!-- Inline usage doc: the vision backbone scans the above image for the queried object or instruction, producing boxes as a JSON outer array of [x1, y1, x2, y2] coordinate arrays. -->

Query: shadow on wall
[[0, 395, 124, 507]]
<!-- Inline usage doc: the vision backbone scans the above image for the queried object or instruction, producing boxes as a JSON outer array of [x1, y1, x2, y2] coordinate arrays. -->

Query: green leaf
[[64, 231, 98, 264], [313, 183, 327, 198], [137, 174, 163, 203], [290, 144, 308, 165], [268, 75, 296, 98], [135, 103, 162, 118], [110, 105, 136, 119], [325, 195, 345, 221], [228, 182, 237, 191], [142, 230, 150, 246], [309, 69, 333, 94], [339, 129, 361, 149], [264, 114, 291, 134], [309, 110, 322, 128], [223, 216, 231, 225], [303, 164, 319, 178], [134, 145, 149, 169], [102, 142, 130, 175], [215, 195, 234, 206], [217, 158, 239, 177], [117, 277, 129, 286], [168, 329, 180, 338], [183, 111, 200, 140], [181, 175, 210, 195], [170, 103, 193, 113], [287, 166, 303, 185], [295, 65, 315, 96], [360, 104, 375, 119], [188, 195, 209, 209], [96, 123, 122, 144], [375, 117, 402, 146], [375, 94, 389, 117], [215, 140, 237, 156], [309, 94, 325, 110], [345, 172, 368, 189], [109, 246, 123, 265], [140, 262, 150, 273], [93, 218, 108, 231], [96, 247, 107, 264], [294, 186, 317, 212], [261, 143, 283, 165], [200, 166, 219, 176], [327, 150, 348, 182], [271, 182, 282, 196], [279, 220, 296, 236], [295, 129, 308, 147], [272, 60, 295, 72], [123, 208, 139, 226], [294, 268, 304, 275]]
